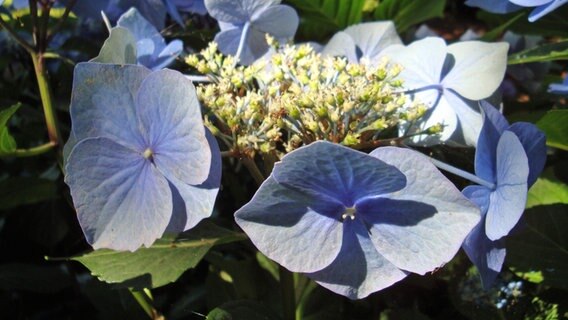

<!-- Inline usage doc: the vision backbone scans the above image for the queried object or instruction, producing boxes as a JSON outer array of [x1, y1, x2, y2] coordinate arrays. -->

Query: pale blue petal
[[172, 0, 207, 15], [475, 101, 509, 183], [69, 63, 150, 148], [507, 123, 546, 187], [215, 27, 244, 57], [152, 39, 183, 70], [368, 147, 480, 275], [205, 0, 280, 24], [343, 21, 402, 63], [115, 0, 167, 30], [136, 38, 158, 66], [272, 141, 406, 207], [380, 37, 447, 90], [117, 8, 163, 48], [462, 218, 506, 288], [485, 131, 529, 240], [444, 89, 483, 146], [235, 177, 344, 273], [165, 129, 221, 232], [322, 32, 358, 63], [465, 0, 522, 13], [405, 90, 457, 145], [443, 41, 509, 100], [510, 0, 552, 6], [252, 5, 299, 39], [65, 137, 172, 251], [135, 69, 211, 185], [308, 218, 408, 300]]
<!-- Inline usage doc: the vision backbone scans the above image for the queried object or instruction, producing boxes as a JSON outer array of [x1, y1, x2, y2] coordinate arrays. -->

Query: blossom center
[[143, 148, 154, 161], [341, 206, 356, 221]]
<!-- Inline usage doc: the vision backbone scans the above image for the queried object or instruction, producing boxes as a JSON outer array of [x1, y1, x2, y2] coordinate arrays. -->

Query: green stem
[[129, 289, 162, 320], [30, 52, 62, 149], [279, 266, 296, 320], [241, 157, 265, 187], [6, 141, 56, 157]]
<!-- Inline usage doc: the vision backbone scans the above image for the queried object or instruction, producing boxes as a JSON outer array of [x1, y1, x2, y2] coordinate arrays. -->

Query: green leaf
[[373, 0, 446, 33], [69, 221, 246, 289], [0, 103, 21, 155], [508, 40, 568, 65], [507, 204, 568, 290], [92, 27, 137, 65], [527, 172, 568, 209], [286, 0, 365, 40], [0, 177, 58, 210], [537, 110, 568, 151], [480, 12, 525, 42]]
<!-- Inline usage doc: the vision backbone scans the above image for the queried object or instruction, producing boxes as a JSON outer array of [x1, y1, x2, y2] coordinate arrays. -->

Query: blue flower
[[548, 72, 568, 96], [379, 38, 509, 146], [322, 22, 402, 65], [116, 8, 183, 70], [205, 0, 299, 65], [64, 63, 220, 251], [70, 0, 167, 29], [462, 101, 546, 287], [171, 0, 207, 15], [465, 0, 568, 22], [235, 141, 479, 299]]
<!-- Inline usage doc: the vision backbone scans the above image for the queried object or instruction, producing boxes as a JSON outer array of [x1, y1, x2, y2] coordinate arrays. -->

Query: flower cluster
[[187, 41, 431, 157]]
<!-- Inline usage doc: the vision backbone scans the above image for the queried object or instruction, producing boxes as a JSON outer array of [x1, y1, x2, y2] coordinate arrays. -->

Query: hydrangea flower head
[[380, 37, 509, 146], [465, 0, 568, 22], [116, 8, 183, 70], [205, 0, 299, 65], [64, 63, 220, 251], [462, 101, 546, 287], [235, 141, 480, 299], [322, 22, 402, 65]]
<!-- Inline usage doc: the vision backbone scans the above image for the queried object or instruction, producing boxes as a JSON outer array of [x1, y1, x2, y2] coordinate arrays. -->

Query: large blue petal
[[442, 41, 509, 100], [475, 101, 509, 183], [69, 63, 151, 149], [114, 0, 167, 30], [485, 131, 529, 240], [65, 137, 172, 251], [135, 69, 211, 186], [165, 129, 221, 232], [507, 122, 547, 187], [272, 141, 406, 207], [462, 185, 491, 215], [307, 218, 408, 300], [367, 147, 480, 275], [235, 177, 344, 273], [462, 217, 506, 288], [510, 0, 551, 6], [344, 21, 402, 63]]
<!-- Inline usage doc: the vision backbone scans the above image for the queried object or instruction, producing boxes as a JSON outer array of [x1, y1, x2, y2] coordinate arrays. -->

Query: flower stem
[[429, 157, 496, 189], [129, 288, 163, 320], [30, 52, 62, 150], [7, 141, 56, 157], [241, 157, 265, 186], [279, 265, 296, 320], [234, 22, 250, 65]]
